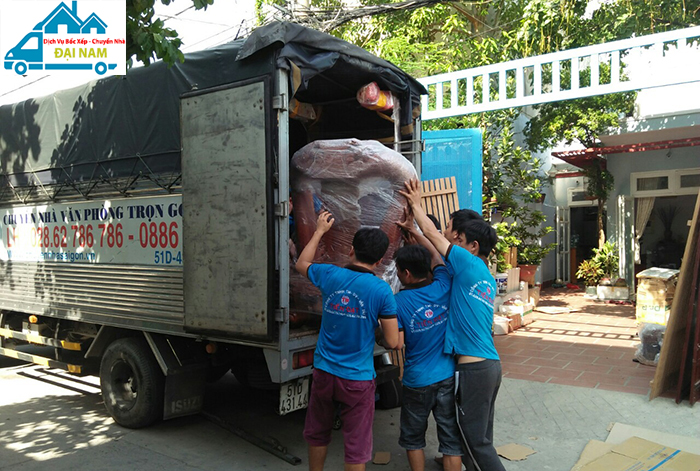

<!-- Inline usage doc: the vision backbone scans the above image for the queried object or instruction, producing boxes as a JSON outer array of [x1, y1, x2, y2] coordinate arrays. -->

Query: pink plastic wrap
[[289, 138, 417, 322], [356, 82, 394, 111]]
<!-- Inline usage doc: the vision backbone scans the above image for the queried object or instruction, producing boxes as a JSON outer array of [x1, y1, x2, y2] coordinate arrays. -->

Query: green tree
[[258, 0, 698, 252], [127, 0, 214, 68]]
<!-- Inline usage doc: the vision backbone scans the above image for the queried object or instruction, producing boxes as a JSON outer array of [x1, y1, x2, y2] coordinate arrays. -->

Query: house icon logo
[[1, 0, 126, 76]]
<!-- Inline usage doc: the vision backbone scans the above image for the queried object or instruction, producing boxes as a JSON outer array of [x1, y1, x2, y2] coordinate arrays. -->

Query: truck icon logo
[[3, 1, 119, 75]]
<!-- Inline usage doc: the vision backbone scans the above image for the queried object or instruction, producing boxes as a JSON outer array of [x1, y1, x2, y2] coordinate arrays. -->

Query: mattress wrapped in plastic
[[289, 138, 417, 323]]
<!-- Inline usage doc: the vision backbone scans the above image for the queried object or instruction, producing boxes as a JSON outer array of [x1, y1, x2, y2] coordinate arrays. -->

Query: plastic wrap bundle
[[356, 82, 394, 111], [634, 323, 666, 366], [289, 138, 417, 323]]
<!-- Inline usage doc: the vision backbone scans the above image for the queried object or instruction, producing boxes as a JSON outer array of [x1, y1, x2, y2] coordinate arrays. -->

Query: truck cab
[[4, 31, 43, 74]]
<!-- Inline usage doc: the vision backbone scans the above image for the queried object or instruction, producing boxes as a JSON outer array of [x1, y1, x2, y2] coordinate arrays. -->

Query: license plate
[[279, 377, 309, 415]]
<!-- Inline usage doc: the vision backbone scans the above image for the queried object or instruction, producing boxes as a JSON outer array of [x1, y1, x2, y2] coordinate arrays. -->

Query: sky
[[0, 0, 256, 106]]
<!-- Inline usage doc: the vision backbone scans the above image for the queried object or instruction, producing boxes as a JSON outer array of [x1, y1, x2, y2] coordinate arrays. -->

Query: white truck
[[0, 22, 425, 428]]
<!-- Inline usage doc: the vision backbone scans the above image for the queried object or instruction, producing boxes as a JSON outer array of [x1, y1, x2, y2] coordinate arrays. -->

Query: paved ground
[[1, 288, 698, 470], [496, 287, 657, 395]]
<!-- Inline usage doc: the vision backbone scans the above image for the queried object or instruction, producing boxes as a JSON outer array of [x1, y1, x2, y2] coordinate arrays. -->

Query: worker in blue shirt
[[296, 210, 400, 471], [400, 179, 505, 471], [393, 217, 462, 471]]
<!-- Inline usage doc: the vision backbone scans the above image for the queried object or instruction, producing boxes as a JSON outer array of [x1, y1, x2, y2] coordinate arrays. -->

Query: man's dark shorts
[[399, 376, 463, 456], [303, 368, 376, 464]]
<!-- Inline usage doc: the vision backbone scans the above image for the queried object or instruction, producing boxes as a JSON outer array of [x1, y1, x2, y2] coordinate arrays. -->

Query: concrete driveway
[[1, 355, 699, 470]]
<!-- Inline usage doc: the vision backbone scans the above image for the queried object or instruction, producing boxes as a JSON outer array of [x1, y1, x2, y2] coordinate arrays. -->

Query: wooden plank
[[651, 190, 700, 400], [690, 274, 700, 405], [675, 225, 700, 403], [420, 177, 460, 232]]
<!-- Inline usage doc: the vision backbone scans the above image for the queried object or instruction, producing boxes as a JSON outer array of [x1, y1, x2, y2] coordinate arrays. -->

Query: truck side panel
[[181, 79, 273, 340]]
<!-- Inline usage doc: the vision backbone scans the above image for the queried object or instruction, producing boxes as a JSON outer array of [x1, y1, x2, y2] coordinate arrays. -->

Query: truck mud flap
[[143, 332, 208, 420]]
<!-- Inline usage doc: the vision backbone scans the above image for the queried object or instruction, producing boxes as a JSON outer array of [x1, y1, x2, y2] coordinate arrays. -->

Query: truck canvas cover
[[0, 22, 425, 341], [0, 21, 425, 200]]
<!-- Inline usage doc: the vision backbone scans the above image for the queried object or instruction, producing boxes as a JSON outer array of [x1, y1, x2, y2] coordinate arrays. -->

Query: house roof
[[551, 136, 700, 169], [34, 2, 80, 31], [82, 13, 107, 29]]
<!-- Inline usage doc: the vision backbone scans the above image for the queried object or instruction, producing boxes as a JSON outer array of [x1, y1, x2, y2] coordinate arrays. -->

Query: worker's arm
[[378, 317, 400, 349], [397, 208, 445, 269], [399, 179, 450, 257], [294, 210, 334, 278]]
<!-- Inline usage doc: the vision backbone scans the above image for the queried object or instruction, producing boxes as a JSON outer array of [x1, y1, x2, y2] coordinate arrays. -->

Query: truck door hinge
[[272, 94, 287, 111], [274, 308, 289, 323], [274, 201, 289, 218]]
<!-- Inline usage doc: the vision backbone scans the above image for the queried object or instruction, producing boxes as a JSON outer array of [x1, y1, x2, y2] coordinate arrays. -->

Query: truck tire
[[100, 337, 164, 429]]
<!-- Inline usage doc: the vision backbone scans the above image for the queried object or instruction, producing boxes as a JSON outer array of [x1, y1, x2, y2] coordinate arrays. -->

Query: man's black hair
[[449, 209, 483, 237], [426, 214, 441, 231], [394, 245, 431, 279], [462, 219, 498, 257], [353, 227, 389, 264]]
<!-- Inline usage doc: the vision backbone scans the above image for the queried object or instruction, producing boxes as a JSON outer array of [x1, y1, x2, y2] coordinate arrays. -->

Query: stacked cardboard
[[635, 268, 679, 325]]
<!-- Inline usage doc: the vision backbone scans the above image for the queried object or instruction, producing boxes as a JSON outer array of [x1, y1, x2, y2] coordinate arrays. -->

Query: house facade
[[548, 80, 700, 292]]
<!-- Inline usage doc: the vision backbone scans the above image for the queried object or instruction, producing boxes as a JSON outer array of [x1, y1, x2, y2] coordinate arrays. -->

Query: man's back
[[308, 263, 396, 380], [395, 265, 454, 388]]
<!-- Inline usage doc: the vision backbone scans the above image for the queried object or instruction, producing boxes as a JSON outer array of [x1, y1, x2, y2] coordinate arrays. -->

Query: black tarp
[[0, 22, 426, 190]]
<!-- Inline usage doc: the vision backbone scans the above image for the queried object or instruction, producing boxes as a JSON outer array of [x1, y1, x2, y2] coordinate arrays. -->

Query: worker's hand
[[399, 179, 422, 208], [396, 207, 418, 244], [315, 210, 335, 234]]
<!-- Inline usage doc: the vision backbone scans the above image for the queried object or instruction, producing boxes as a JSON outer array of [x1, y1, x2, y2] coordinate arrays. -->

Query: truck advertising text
[[0, 196, 183, 266]]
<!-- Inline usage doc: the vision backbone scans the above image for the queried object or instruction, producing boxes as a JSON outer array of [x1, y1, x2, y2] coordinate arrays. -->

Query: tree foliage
[[257, 0, 698, 254], [127, 0, 214, 68]]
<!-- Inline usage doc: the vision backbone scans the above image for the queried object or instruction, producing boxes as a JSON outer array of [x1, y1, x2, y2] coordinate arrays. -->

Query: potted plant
[[509, 214, 556, 287], [593, 240, 619, 282], [492, 223, 520, 295], [591, 241, 627, 300], [576, 259, 603, 296]]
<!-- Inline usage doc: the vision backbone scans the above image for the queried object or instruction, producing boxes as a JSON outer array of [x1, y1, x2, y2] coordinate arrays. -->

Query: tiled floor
[[495, 287, 657, 396]]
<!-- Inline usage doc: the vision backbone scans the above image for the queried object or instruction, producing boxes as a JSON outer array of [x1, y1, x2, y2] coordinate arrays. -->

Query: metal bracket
[[274, 308, 288, 323], [272, 94, 287, 111], [274, 201, 289, 218]]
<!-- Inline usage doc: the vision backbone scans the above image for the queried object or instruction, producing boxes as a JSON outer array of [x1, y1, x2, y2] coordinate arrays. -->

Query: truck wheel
[[100, 337, 164, 428], [14, 62, 27, 75], [95, 62, 107, 75]]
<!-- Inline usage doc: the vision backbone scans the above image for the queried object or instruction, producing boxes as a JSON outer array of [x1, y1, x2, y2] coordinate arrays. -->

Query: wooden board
[[651, 190, 700, 400], [420, 177, 460, 231]]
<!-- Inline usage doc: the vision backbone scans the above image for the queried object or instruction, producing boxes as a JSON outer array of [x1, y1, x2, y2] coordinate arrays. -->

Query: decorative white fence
[[418, 26, 700, 120]]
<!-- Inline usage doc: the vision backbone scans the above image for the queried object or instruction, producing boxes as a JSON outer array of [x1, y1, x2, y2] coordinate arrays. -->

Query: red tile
[[498, 354, 530, 364], [502, 363, 540, 375], [542, 345, 589, 355], [523, 357, 571, 369], [625, 377, 653, 389], [527, 350, 560, 359], [554, 353, 600, 363], [564, 362, 612, 374], [578, 371, 626, 386], [548, 377, 600, 388], [533, 366, 581, 380]]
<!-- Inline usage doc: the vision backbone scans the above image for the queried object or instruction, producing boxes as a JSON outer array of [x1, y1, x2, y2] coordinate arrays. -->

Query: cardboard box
[[499, 303, 533, 317], [577, 436, 700, 471], [506, 313, 522, 330], [635, 268, 679, 325]]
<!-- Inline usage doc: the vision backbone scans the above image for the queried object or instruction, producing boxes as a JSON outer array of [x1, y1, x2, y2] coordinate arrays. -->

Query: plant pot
[[519, 264, 538, 287], [585, 285, 597, 297]]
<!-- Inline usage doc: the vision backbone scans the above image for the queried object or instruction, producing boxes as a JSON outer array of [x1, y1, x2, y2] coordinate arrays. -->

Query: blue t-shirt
[[308, 263, 397, 380], [395, 265, 455, 388], [443, 245, 500, 361]]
